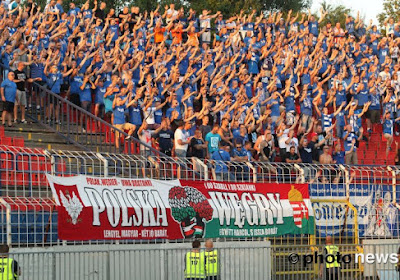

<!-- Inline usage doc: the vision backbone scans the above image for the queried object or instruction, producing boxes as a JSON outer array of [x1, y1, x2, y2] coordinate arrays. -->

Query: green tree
[[319, 0, 351, 28], [258, 0, 311, 14], [377, 0, 400, 26]]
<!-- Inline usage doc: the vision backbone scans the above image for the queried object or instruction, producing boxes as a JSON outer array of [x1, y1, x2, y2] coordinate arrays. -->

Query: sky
[[311, 0, 385, 25]]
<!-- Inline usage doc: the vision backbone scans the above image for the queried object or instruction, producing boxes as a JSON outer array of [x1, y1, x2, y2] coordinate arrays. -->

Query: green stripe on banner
[[204, 217, 315, 238]]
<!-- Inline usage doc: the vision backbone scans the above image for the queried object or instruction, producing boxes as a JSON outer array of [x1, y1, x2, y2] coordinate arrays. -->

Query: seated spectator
[[211, 142, 231, 181], [285, 146, 301, 164]]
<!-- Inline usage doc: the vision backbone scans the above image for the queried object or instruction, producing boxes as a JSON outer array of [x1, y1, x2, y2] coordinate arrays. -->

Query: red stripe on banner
[[179, 180, 310, 200], [50, 177, 313, 241]]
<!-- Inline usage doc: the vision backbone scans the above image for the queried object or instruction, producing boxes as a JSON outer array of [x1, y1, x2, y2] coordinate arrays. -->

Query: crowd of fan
[[1, 0, 400, 168]]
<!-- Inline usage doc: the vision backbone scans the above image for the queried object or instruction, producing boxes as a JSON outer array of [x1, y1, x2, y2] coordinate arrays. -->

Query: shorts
[[114, 123, 135, 131], [369, 109, 380, 123], [69, 93, 81, 107], [15, 90, 27, 106], [81, 101, 91, 113], [48, 95, 60, 106], [3, 101, 14, 113], [34, 81, 47, 98]]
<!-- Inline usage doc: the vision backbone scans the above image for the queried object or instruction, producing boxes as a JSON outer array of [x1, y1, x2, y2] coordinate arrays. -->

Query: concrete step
[[3, 121, 85, 151]]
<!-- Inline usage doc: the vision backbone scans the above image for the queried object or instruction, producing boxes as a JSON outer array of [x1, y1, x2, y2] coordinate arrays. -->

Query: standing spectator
[[299, 137, 314, 164], [343, 125, 359, 165], [112, 92, 136, 149], [1, 72, 17, 127], [205, 124, 221, 158], [43, 63, 72, 124], [319, 146, 333, 164], [13, 62, 27, 123], [152, 119, 174, 156], [188, 129, 207, 159], [138, 121, 154, 157], [199, 115, 211, 140], [332, 142, 345, 165], [94, 1, 106, 21], [255, 128, 275, 162], [383, 111, 400, 156], [218, 118, 233, 146], [174, 121, 192, 158], [199, 10, 219, 44]]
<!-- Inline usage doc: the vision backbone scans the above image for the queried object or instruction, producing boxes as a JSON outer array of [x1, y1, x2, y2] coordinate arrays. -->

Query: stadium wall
[[10, 241, 272, 280]]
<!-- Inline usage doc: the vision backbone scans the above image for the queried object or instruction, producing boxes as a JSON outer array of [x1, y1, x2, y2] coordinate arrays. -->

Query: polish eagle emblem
[[60, 191, 83, 225]]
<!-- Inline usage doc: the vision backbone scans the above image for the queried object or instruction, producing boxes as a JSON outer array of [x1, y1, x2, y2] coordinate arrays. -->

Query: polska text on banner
[[46, 175, 315, 240]]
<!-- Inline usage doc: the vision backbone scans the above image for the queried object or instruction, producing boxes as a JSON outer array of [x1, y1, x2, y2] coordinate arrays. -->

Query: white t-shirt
[[200, 16, 211, 28], [379, 71, 391, 81], [278, 129, 289, 149], [166, 9, 178, 23], [143, 107, 155, 125], [285, 137, 299, 153], [174, 128, 190, 151], [139, 129, 153, 152]]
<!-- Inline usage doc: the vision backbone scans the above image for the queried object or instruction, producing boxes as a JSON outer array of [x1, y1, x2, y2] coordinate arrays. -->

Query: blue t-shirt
[[46, 72, 62, 94], [301, 96, 313, 116], [1, 79, 17, 102], [79, 81, 92, 102], [129, 106, 142, 126], [383, 119, 394, 135], [344, 132, 357, 152], [95, 86, 106, 104], [211, 149, 230, 173], [113, 104, 126, 125], [267, 98, 280, 117], [333, 151, 345, 164], [70, 75, 83, 94], [205, 132, 221, 154]]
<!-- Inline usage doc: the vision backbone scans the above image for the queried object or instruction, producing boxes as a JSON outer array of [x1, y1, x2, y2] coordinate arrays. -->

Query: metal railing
[[1, 145, 400, 247], [0, 63, 167, 158], [3, 242, 400, 280]]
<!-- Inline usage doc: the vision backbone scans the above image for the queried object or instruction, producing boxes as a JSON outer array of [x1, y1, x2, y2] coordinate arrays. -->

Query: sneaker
[[82, 128, 86, 133], [20, 119, 27, 124], [36, 105, 41, 110], [368, 129, 372, 134], [125, 135, 131, 140], [396, 132, 400, 136], [28, 104, 32, 108], [13, 119, 18, 124], [56, 120, 61, 125], [46, 119, 51, 124]]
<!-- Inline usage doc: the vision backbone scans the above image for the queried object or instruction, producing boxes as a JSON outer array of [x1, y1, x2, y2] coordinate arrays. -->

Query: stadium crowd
[[0, 0, 399, 166]]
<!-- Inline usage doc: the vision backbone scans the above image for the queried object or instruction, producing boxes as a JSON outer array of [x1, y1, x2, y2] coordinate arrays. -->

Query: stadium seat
[[0, 137, 12, 146], [13, 137, 24, 147]]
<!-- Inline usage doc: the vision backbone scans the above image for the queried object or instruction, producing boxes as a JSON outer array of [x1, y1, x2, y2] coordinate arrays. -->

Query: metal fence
[[0, 62, 165, 158], [1, 145, 400, 248], [3, 242, 400, 280]]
